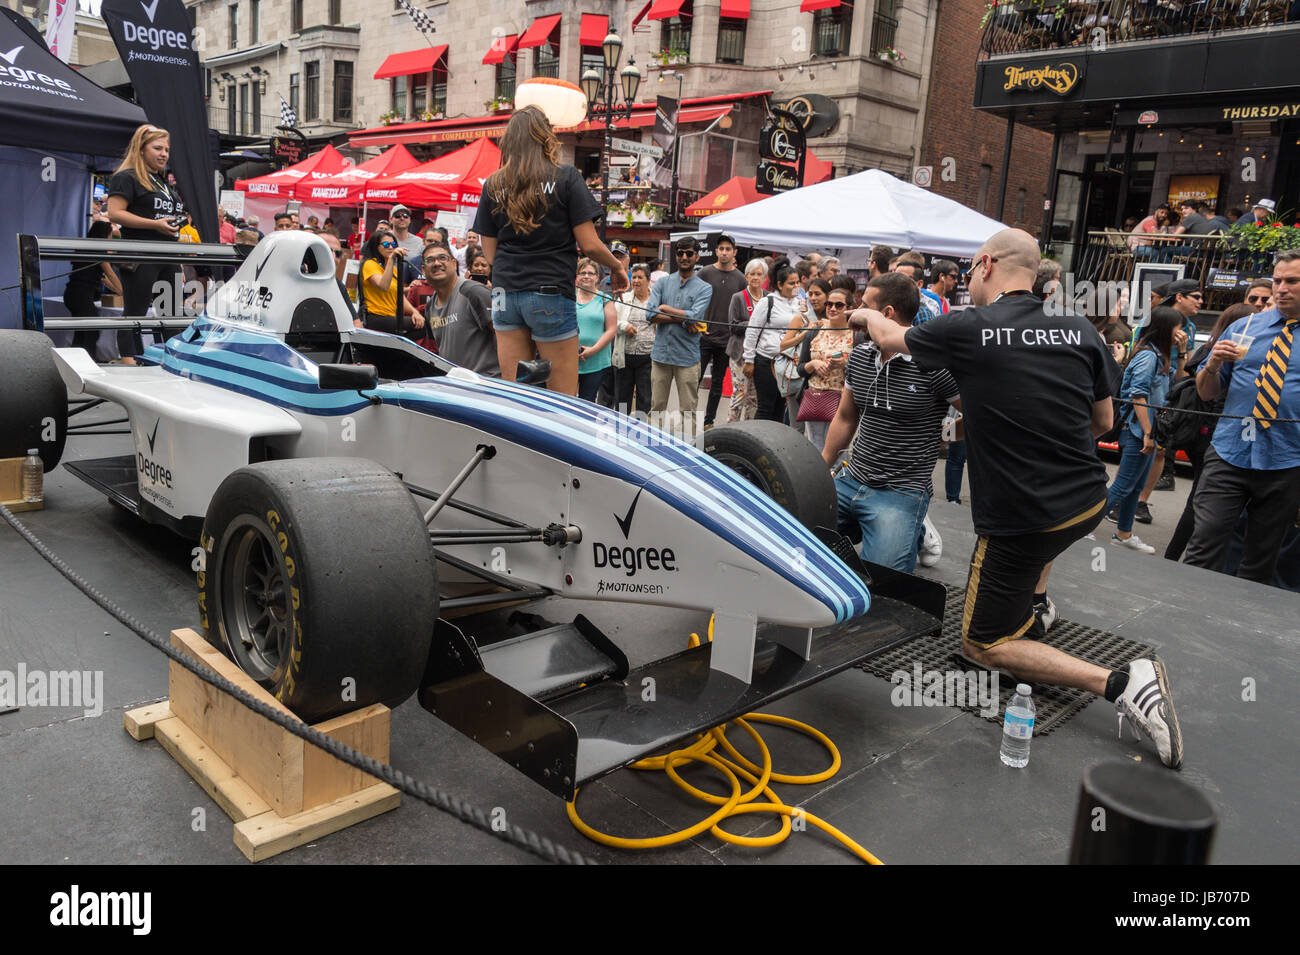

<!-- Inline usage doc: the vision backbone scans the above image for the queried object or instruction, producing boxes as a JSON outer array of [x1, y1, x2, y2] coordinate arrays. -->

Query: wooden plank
[[0, 499, 43, 513], [233, 784, 401, 863], [167, 629, 305, 816], [153, 717, 272, 822], [302, 705, 390, 808], [124, 701, 172, 740]]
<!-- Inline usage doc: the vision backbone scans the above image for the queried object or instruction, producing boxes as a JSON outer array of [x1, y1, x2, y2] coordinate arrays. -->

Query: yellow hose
[[566, 622, 884, 864]]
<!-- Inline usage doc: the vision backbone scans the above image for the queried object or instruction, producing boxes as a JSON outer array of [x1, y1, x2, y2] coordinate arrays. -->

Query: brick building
[[917, 0, 1051, 238]]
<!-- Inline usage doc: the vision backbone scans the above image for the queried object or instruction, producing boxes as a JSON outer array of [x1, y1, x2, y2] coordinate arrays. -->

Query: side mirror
[[319, 363, 378, 391], [516, 359, 552, 386]]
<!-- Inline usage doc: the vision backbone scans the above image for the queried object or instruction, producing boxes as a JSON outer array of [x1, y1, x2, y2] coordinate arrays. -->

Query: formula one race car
[[3, 231, 943, 799]]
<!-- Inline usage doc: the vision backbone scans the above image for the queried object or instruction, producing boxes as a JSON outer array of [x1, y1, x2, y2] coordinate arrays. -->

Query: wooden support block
[[153, 716, 271, 823], [234, 783, 401, 863], [123, 701, 172, 740], [1, 457, 43, 513], [125, 627, 400, 861]]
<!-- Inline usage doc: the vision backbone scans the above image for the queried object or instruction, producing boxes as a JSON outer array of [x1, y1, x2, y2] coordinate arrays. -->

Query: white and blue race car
[[4, 231, 942, 799]]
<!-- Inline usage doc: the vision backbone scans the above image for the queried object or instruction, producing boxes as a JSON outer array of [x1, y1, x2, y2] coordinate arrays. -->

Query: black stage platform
[[2, 419, 1297, 865]]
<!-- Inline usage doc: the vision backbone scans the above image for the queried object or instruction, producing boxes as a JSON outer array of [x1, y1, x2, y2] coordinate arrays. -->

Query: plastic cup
[[1228, 331, 1254, 361]]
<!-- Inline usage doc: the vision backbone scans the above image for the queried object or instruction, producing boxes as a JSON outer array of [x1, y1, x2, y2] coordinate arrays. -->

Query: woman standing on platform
[[105, 124, 185, 363], [474, 107, 628, 395]]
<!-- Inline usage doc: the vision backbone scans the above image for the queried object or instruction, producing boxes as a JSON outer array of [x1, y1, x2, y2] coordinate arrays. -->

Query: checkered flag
[[397, 0, 436, 38], [279, 96, 297, 128]]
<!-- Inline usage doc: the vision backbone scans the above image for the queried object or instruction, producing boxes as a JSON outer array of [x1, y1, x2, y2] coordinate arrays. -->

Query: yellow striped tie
[[1252, 318, 1299, 429]]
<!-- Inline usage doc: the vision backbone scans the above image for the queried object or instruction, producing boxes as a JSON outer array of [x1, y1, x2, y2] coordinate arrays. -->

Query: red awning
[[631, 2, 653, 32], [684, 175, 764, 218], [720, 0, 751, 16], [800, 0, 842, 11], [373, 45, 448, 80], [518, 13, 561, 49], [566, 105, 730, 134], [482, 34, 519, 65], [646, 0, 688, 21], [579, 13, 609, 47]]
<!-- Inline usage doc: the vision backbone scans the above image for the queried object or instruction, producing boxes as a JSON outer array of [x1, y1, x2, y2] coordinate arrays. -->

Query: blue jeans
[[945, 439, 966, 502], [491, 290, 578, 342], [1105, 428, 1155, 533], [835, 472, 931, 572]]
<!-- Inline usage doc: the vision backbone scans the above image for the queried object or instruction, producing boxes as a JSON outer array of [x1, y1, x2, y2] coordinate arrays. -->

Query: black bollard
[[1069, 760, 1217, 865]]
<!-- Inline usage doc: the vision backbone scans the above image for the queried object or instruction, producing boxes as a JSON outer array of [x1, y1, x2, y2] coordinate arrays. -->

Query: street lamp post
[[581, 32, 642, 243]]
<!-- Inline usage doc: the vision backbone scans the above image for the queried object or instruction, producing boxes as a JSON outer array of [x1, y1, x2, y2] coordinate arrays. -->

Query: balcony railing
[[981, 0, 1294, 57], [1071, 229, 1278, 314], [869, 13, 899, 58]]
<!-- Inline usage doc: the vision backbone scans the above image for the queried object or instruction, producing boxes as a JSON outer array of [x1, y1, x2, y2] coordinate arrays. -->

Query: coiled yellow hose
[[566, 623, 884, 864]]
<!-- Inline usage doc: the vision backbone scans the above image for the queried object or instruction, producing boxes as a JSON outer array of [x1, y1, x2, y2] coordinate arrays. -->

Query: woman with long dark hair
[[742, 265, 803, 422], [473, 107, 628, 395], [1105, 306, 1181, 553], [359, 228, 423, 335], [105, 124, 184, 363]]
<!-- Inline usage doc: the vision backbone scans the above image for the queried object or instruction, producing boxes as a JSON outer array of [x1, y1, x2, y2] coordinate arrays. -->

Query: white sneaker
[[917, 516, 942, 568], [1111, 534, 1155, 554], [1116, 656, 1183, 769], [1033, 596, 1058, 633]]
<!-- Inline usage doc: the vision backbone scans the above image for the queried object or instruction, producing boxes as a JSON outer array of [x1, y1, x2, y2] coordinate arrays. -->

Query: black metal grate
[[860, 585, 1154, 735]]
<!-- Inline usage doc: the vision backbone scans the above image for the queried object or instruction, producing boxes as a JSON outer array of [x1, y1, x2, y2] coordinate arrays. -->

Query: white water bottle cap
[[1016, 683, 1032, 696]]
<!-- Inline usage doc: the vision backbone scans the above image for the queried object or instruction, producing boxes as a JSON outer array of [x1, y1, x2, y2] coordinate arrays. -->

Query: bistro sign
[[1002, 62, 1080, 96]]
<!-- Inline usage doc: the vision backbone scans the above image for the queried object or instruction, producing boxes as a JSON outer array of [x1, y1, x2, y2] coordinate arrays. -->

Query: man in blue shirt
[[1185, 250, 1300, 581], [648, 235, 712, 439]]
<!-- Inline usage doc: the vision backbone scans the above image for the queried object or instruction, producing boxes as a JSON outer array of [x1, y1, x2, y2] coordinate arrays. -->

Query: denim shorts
[[492, 290, 578, 343]]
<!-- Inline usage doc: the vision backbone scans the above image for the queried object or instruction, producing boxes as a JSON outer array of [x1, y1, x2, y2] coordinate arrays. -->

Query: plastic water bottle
[[1000, 683, 1035, 768], [21, 449, 43, 504]]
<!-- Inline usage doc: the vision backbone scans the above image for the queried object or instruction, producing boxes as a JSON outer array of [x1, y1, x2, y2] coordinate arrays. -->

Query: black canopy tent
[[0, 8, 147, 328]]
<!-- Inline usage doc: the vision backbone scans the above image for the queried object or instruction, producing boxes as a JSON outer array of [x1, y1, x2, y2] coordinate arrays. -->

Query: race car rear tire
[[0, 330, 68, 472], [199, 458, 436, 724], [702, 420, 837, 532]]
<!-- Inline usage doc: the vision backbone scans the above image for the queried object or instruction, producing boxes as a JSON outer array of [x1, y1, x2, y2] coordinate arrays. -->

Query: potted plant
[[1223, 212, 1300, 254], [654, 47, 689, 67], [484, 97, 513, 113], [378, 109, 403, 126], [418, 108, 445, 122], [876, 46, 904, 64]]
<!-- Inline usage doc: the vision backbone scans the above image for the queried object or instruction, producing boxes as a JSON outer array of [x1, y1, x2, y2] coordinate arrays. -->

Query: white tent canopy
[[698, 168, 1009, 261]]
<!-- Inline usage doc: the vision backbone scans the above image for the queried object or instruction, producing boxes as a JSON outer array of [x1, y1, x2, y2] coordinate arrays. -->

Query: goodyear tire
[[199, 458, 436, 723], [702, 420, 837, 531], [0, 330, 68, 472]]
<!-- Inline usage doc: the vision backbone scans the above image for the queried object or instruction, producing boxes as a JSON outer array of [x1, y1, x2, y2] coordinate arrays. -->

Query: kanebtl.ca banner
[[100, 0, 217, 242]]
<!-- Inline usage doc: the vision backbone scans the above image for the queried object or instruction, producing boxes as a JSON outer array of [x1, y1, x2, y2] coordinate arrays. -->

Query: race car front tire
[[199, 458, 437, 724], [0, 330, 68, 472], [702, 420, 837, 532]]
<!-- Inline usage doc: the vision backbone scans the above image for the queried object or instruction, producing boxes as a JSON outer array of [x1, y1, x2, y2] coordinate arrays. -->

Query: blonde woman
[[474, 107, 628, 395], [105, 124, 185, 360]]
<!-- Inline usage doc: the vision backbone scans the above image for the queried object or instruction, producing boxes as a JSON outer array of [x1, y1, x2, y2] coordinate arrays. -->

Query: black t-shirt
[[696, 265, 748, 347], [108, 169, 182, 241], [472, 164, 601, 293], [904, 294, 1111, 535]]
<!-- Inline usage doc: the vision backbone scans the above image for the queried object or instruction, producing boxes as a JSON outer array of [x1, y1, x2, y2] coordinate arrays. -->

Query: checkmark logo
[[613, 488, 642, 540], [254, 250, 273, 280], [140, 0, 161, 22], [0, 46, 23, 65], [146, 417, 160, 454]]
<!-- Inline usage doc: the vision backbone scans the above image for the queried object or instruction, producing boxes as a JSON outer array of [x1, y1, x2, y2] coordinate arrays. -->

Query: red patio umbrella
[[234, 144, 352, 199], [296, 144, 421, 204], [363, 138, 501, 208], [684, 151, 833, 218]]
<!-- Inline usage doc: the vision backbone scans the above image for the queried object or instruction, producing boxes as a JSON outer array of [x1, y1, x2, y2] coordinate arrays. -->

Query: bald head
[[970, 228, 1042, 306]]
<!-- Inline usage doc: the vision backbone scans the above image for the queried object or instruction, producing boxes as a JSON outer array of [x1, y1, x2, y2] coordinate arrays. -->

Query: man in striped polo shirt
[[822, 272, 960, 571]]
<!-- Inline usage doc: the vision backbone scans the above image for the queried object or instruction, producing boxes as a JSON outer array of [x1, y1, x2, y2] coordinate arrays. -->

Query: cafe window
[[334, 61, 354, 124], [535, 42, 560, 79], [411, 72, 428, 116], [815, 0, 853, 57], [305, 60, 320, 121], [432, 68, 447, 115], [496, 53, 517, 102], [580, 46, 603, 80], [661, 2, 692, 60], [716, 18, 746, 64]]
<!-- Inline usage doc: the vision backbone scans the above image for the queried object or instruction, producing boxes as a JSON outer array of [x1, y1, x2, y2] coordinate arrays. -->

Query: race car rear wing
[[17, 233, 246, 333]]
